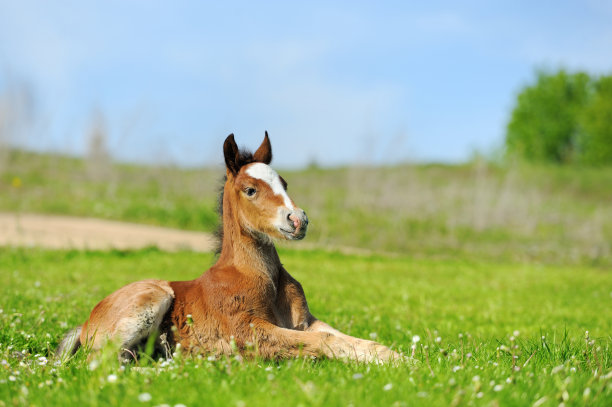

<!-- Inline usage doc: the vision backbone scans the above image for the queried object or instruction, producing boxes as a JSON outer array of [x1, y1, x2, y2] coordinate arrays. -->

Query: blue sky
[[1, 1, 611, 168]]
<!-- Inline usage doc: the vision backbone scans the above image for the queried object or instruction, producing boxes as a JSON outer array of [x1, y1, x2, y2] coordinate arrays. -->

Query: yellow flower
[[11, 177, 22, 188]]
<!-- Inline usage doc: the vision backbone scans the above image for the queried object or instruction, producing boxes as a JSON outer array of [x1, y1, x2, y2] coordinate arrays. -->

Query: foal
[[57, 134, 401, 363]]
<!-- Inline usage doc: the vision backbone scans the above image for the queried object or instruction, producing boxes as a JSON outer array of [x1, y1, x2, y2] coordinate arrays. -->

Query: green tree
[[578, 75, 612, 165], [506, 70, 590, 163]]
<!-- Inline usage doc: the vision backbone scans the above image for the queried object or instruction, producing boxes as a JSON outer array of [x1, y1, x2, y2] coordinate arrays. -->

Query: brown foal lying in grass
[[58, 133, 403, 364]]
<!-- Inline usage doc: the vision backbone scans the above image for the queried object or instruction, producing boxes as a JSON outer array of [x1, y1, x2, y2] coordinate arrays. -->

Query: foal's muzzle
[[283, 209, 309, 240]]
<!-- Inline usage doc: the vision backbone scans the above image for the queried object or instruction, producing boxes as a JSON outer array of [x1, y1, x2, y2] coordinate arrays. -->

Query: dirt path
[[0, 213, 216, 252]]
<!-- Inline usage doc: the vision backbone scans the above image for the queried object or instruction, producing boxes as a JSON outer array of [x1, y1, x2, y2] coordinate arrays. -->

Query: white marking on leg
[[313, 324, 343, 336], [246, 163, 295, 209]]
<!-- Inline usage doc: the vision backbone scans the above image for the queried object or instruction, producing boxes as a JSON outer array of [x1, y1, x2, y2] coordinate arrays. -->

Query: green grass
[[2, 149, 612, 266], [0, 150, 220, 231], [1, 248, 610, 406], [1, 149, 611, 405]]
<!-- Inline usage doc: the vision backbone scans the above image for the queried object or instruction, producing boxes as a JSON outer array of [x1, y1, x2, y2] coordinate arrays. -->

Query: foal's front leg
[[306, 318, 403, 363], [275, 269, 403, 363], [244, 318, 392, 363]]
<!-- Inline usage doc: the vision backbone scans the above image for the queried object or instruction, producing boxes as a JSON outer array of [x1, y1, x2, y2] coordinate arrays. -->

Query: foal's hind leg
[[80, 280, 174, 362]]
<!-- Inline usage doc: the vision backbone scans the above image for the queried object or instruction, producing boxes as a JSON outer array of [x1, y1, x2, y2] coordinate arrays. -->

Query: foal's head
[[222, 133, 308, 242]]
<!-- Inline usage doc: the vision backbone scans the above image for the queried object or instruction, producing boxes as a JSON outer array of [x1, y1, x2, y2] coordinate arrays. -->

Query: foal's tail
[[55, 326, 82, 361]]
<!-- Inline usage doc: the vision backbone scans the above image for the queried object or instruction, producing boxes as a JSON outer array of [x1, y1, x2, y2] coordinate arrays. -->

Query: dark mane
[[214, 176, 225, 255], [215, 147, 257, 255], [232, 148, 257, 170]]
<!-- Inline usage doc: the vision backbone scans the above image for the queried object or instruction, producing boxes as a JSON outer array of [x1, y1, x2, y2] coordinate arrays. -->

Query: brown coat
[[57, 134, 401, 364]]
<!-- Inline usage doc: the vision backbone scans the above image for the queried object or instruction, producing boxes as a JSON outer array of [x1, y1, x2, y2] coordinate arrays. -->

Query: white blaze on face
[[246, 163, 295, 210]]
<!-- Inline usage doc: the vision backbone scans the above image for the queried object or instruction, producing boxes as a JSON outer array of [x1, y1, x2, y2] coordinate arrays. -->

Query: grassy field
[[1, 149, 611, 405], [2, 149, 611, 266], [0, 248, 611, 406]]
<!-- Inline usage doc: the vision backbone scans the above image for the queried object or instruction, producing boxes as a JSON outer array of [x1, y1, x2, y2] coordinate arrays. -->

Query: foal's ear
[[223, 134, 241, 175], [253, 131, 272, 164]]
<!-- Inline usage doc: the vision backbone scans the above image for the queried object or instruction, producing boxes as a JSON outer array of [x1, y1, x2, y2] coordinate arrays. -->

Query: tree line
[[506, 70, 612, 165]]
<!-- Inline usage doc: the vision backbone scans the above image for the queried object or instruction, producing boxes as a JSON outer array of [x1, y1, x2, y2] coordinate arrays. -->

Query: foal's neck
[[217, 200, 282, 283]]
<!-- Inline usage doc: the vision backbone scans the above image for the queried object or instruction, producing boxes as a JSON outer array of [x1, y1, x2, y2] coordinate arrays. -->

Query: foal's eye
[[245, 187, 256, 197]]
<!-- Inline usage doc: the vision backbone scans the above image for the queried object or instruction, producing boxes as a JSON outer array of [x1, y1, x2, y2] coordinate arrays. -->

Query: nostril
[[288, 213, 300, 229]]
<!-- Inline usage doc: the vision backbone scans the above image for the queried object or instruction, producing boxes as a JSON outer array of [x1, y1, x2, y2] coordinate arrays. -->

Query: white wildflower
[[412, 335, 420, 343], [383, 383, 393, 391], [352, 373, 364, 380], [493, 384, 503, 392], [138, 392, 152, 402], [551, 365, 564, 375], [107, 374, 118, 383]]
